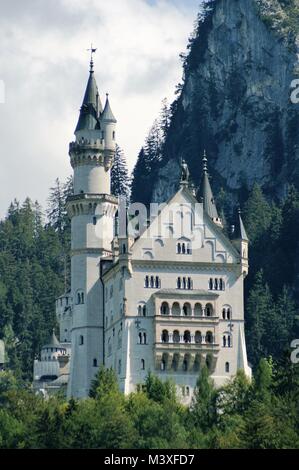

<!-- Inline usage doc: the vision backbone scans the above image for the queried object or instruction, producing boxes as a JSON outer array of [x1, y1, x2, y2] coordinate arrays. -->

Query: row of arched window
[[145, 275, 161, 289], [161, 329, 214, 345], [77, 292, 84, 305], [160, 301, 213, 317], [138, 305, 147, 317], [138, 332, 147, 345], [222, 307, 231, 320], [176, 242, 192, 255], [209, 278, 225, 291], [177, 277, 193, 290], [222, 334, 232, 348]]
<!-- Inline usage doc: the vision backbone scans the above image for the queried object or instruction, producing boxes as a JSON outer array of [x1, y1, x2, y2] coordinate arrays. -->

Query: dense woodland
[[0, 359, 298, 448]]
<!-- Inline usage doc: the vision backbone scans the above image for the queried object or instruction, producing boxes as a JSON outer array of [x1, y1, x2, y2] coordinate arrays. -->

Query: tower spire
[[198, 151, 222, 227], [75, 47, 102, 133]]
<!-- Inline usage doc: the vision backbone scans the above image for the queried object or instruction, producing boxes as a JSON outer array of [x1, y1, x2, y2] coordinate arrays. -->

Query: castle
[[34, 57, 251, 401]]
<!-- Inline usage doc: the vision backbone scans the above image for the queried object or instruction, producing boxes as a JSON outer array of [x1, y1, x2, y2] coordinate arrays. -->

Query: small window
[[141, 359, 145, 370], [93, 216, 97, 226], [79, 335, 84, 345], [225, 362, 230, 373], [113, 131, 116, 141], [93, 358, 98, 367], [118, 359, 121, 374], [143, 305, 146, 317]]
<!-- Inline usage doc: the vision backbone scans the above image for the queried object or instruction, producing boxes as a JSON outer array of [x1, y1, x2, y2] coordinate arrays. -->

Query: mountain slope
[[133, 0, 299, 207]]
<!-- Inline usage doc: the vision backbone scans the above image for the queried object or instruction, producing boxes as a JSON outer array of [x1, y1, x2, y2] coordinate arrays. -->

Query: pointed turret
[[231, 208, 249, 276], [45, 329, 60, 348], [75, 58, 102, 133], [101, 93, 117, 153], [198, 151, 222, 227], [101, 93, 117, 123]]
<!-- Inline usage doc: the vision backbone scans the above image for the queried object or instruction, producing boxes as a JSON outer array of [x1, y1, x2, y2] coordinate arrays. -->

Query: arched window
[[214, 278, 218, 290], [77, 293, 81, 305], [194, 303, 202, 316], [112, 131, 116, 140], [93, 358, 98, 367], [141, 359, 145, 370], [155, 276, 160, 288], [81, 293, 84, 304], [219, 279, 223, 290], [227, 308, 231, 320], [195, 331, 202, 344], [143, 305, 147, 317], [122, 244, 126, 254], [205, 331, 213, 344], [183, 358, 188, 371], [225, 362, 230, 373], [143, 332, 147, 344], [138, 332, 142, 345], [145, 276, 149, 288], [150, 276, 154, 288], [161, 302, 169, 315], [187, 277, 193, 290], [172, 302, 180, 316], [209, 278, 213, 290], [184, 330, 191, 343], [182, 243, 186, 254], [206, 304, 213, 317], [223, 335, 227, 347], [182, 277, 187, 290], [228, 335, 231, 348], [183, 303, 191, 316], [173, 330, 180, 343], [161, 330, 169, 343], [79, 335, 84, 345], [161, 360, 166, 371], [138, 305, 142, 316], [222, 308, 226, 319], [177, 277, 181, 289], [177, 243, 181, 254], [93, 216, 97, 226]]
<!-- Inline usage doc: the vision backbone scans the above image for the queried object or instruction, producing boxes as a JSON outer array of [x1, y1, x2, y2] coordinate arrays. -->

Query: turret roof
[[75, 59, 102, 133], [101, 94, 117, 123], [198, 152, 219, 220]]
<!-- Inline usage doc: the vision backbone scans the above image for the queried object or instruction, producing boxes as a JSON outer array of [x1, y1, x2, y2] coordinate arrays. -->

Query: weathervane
[[87, 43, 97, 72]]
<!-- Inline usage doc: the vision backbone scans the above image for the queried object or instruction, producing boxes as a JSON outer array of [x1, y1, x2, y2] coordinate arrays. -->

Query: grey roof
[[153, 289, 219, 298], [75, 70, 102, 133], [234, 211, 249, 241], [198, 155, 219, 220], [42, 330, 63, 349], [101, 94, 117, 123]]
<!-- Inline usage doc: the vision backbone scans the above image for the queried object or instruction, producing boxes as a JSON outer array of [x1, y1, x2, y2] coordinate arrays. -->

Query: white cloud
[[0, 0, 200, 216]]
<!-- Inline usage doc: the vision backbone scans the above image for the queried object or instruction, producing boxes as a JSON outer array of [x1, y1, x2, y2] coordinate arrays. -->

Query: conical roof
[[101, 94, 117, 123], [43, 329, 61, 349], [198, 152, 219, 220], [75, 60, 102, 132], [233, 209, 249, 241]]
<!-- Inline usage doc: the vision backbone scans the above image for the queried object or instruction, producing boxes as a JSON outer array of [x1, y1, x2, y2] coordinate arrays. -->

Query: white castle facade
[[39, 58, 251, 401]]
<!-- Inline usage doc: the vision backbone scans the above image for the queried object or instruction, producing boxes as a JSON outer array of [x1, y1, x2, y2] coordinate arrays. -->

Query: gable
[[130, 188, 239, 265]]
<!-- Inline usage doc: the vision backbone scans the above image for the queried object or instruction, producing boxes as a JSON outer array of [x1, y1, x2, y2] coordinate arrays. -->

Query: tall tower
[[67, 54, 118, 398]]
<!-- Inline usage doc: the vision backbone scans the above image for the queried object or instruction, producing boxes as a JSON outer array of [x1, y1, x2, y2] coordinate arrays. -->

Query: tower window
[[141, 359, 145, 370], [93, 217, 97, 226], [113, 131, 116, 140], [225, 362, 230, 373], [79, 335, 84, 345], [93, 358, 98, 367], [118, 359, 121, 374]]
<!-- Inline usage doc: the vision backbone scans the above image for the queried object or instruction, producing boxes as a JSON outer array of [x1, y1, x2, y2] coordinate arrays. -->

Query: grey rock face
[[151, 0, 299, 204]]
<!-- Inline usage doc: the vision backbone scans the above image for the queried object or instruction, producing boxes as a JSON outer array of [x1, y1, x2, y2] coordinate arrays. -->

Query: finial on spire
[[87, 44, 97, 73], [202, 150, 208, 173]]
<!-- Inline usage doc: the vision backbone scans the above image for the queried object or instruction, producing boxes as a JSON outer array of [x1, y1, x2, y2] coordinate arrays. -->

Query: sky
[[0, 0, 201, 217]]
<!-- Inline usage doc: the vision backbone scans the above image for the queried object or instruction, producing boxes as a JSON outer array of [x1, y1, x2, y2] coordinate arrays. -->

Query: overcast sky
[[0, 0, 201, 217]]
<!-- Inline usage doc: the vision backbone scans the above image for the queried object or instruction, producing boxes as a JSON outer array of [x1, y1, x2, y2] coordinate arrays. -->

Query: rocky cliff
[[134, 0, 299, 208]]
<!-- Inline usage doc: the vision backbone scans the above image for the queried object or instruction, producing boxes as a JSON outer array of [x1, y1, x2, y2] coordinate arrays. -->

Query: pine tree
[[111, 145, 130, 202], [243, 183, 272, 243]]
